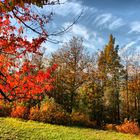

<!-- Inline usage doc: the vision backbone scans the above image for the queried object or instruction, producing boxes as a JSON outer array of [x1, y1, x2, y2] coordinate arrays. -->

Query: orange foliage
[[11, 106, 28, 119], [29, 102, 71, 125], [115, 120, 140, 135]]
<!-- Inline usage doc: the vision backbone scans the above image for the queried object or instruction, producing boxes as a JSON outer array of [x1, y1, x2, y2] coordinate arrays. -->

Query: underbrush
[[0, 105, 11, 117], [0, 100, 140, 135], [0, 99, 96, 128], [29, 101, 71, 125], [105, 119, 140, 135]]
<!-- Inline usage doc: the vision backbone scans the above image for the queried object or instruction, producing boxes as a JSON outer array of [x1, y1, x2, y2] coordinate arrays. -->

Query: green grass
[[0, 118, 139, 140]]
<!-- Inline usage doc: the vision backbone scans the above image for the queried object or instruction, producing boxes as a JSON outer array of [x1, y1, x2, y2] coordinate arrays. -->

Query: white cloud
[[129, 21, 140, 33], [40, 0, 98, 19], [59, 0, 67, 3], [93, 13, 124, 30], [125, 41, 137, 48], [37, 0, 124, 32], [32, 1, 82, 17], [63, 23, 90, 40], [108, 18, 124, 30], [84, 36, 105, 51], [94, 13, 112, 26]]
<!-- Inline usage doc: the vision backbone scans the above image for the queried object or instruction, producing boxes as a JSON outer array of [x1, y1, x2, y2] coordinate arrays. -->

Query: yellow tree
[[98, 35, 124, 123]]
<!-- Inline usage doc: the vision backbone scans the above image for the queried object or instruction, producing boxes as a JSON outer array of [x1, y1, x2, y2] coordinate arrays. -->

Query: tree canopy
[[0, 0, 57, 102]]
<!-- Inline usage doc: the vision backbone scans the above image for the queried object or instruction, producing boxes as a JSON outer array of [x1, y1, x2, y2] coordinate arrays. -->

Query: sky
[[30, 0, 140, 57]]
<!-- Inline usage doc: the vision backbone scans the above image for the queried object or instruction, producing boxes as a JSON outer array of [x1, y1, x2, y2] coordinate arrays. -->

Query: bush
[[71, 112, 96, 128], [115, 119, 140, 135], [51, 111, 70, 125], [29, 100, 71, 125], [28, 107, 41, 121], [11, 106, 29, 119]]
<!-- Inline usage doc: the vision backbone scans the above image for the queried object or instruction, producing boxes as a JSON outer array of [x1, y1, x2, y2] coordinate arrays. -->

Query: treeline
[[48, 35, 140, 125], [0, 35, 140, 127]]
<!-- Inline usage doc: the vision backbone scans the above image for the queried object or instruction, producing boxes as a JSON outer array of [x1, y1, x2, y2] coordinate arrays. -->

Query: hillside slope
[[0, 118, 139, 140]]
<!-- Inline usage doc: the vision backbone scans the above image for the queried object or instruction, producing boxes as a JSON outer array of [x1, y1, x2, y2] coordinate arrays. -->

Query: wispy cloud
[[34, 0, 84, 18], [40, 0, 125, 32], [63, 23, 90, 40], [94, 13, 112, 26], [125, 41, 137, 48], [129, 21, 140, 33], [93, 13, 125, 30], [108, 18, 124, 30]]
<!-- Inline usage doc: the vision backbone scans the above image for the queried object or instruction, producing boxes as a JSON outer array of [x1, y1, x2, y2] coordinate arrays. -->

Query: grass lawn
[[0, 117, 139, 140]]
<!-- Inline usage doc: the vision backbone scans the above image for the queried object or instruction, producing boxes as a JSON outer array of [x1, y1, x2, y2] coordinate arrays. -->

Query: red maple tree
[[0, 0, 57, 102]]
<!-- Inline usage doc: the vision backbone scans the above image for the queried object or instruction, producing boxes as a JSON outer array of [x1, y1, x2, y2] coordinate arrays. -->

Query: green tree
[[50, 37, 91, 113], [98, 34, 124, 123], [81, 69, 104, 126]]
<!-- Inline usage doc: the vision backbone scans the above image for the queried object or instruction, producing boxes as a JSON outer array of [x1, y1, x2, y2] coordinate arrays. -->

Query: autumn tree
[[128, 70, 140, 120], [120, 48, 133, 119], [50, 37, 91, 113], [120, 48, 140, 121], [0, 0, 59, 102], [98, 34, 124, 123], [81, 55, 104, 125], [0, 0, 81, 102], [127, 54, 140, 121]]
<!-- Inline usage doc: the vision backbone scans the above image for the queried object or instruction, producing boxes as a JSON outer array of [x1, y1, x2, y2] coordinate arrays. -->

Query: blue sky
[[30, 0, 140, 57]]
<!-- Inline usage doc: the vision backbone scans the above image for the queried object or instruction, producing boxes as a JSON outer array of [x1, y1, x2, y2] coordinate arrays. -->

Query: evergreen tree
[[98, 34, 124, 123]]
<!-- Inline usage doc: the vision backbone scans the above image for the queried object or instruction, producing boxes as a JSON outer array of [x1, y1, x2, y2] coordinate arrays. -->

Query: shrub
[[51, 111, 70, 125], [71, 112, 96, 128], [29, 100, 71, 125], [44, 104, 70, 125], [0, 105, 12, 117], [28, 107, 41, 121], [11, 106, 29, 119], [115, 119, 140, 135]]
